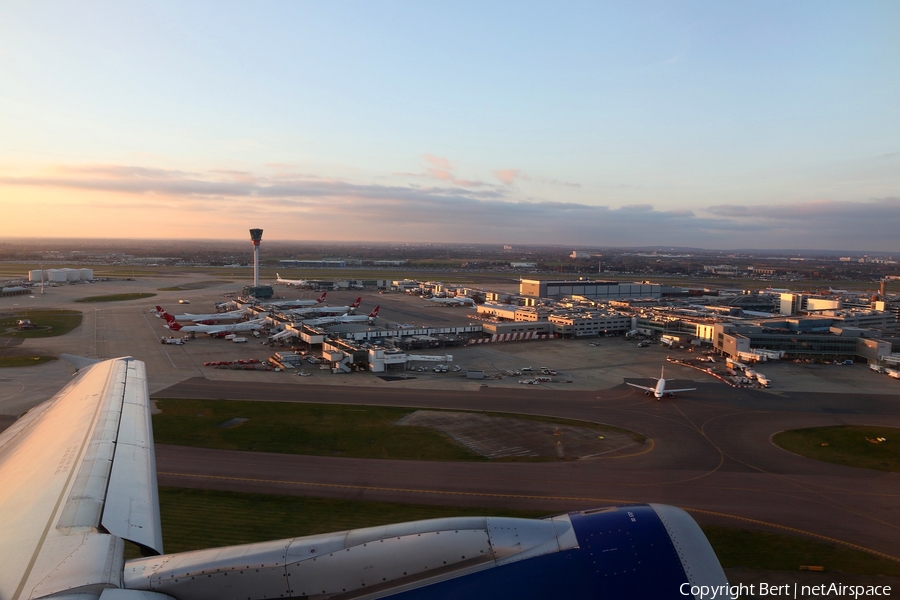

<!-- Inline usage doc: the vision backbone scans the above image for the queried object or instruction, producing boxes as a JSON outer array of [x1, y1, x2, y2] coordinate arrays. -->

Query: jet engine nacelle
[[125, 504, 726, 600]]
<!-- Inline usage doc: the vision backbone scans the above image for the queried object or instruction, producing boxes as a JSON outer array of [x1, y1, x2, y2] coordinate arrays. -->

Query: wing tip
[[58, 354, 101, 370]]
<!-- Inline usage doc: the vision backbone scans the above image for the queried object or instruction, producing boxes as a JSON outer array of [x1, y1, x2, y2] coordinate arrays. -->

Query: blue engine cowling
[[389, 504, 727, 600]]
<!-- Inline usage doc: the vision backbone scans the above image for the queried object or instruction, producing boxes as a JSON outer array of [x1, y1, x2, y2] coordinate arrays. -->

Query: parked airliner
[[427, 296, 475, 306], [155, 305, 247, 323], [164, 313, 266, 335], [338, 305, 380, 324], [276, 273, 308, 286], [291, 297, 362, 316], [266, 292, 327, 308]]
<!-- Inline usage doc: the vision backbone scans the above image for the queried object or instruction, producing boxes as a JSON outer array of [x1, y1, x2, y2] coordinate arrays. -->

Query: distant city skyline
[[1, 2, 897, 250]]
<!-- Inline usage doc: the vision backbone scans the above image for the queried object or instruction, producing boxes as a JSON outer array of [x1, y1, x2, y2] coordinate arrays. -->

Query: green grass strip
[[153, 399, 485, 461], [0, 355, 56, 367], [152, 399, 642, 462], [75, 292, 157, 303], [773, 426, 900, 473], [0, 309, 83, 338], [139, 487, 546, 558], [702, 525, 900, 576]]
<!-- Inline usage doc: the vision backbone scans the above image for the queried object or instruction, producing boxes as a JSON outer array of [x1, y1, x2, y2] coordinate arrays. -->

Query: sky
[[0, 1, 898, 250]]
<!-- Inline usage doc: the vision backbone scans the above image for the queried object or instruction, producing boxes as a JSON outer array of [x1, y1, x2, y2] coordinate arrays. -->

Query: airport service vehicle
[[627, 366, 697, 400], [232, 336, 248, 343], [338, 305, 380, 324], [756, 374, 770, 387], [159, 336, 184, 345], [870, 364, 886, 374], [163, 313, 266, 335], [887, 369, 900, 380], [178, 299, 190, 304], [0, 355, 727, 600]]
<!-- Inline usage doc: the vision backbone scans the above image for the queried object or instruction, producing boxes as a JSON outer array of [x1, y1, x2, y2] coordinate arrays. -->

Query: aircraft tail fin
[[369, 305, 380, 318], [351, 297, 361, 308]]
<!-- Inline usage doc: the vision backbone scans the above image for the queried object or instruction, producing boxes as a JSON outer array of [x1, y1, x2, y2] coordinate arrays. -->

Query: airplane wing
[[667, 388, 697, 394], [0, 356, 162, 599], [626, 382, 655, 392]]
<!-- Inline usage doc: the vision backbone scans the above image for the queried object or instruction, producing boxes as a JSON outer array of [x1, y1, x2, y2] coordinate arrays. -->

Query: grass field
[[0, 355, 56, 367], [125, 487, 545, 558], [0, 309, 83, 338], [131, 487, 900, 576], [152, 400, 640, 461], [153, 399, 484, 461], [75, 292, 157, 303], [773, 426, 900, 473], [701, 525, 900, 576]]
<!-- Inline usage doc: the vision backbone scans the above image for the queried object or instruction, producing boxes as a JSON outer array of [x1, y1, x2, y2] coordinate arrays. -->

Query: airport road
[[153, 379, 900, 559]]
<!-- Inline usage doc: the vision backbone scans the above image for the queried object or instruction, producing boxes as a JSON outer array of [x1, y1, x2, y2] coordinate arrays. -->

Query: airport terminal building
[[520, 279, 671, 301]]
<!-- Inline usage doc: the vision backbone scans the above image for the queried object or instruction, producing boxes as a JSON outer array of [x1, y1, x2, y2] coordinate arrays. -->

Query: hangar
[[520, 279, 674, 301]]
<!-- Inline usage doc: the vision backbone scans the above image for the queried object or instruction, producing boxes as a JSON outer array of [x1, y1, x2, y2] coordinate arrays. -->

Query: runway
[[153, 378, 900, 560]]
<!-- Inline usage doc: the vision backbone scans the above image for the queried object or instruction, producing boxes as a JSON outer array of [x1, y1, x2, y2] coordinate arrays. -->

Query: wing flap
[[102, 360, 164, 555]]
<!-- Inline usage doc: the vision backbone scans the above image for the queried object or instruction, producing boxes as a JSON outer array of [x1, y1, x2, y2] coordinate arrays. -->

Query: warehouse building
[[520, 279, 672, 301]]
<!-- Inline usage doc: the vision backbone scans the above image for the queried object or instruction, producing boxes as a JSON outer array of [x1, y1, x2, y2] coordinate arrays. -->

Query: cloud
[[0, 164, 746, 244], [493, 168, 524, 185], [703, 197, 900, 247], [493, 168, 579, 188], [2, 164, 897, 249], [417, 154, 487, 187], [706, 197, 900, 221], [423, 154, 454, 171]]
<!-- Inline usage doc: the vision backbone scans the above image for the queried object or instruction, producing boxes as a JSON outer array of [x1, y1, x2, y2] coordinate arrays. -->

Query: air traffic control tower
[[241, 228, 274, 300]]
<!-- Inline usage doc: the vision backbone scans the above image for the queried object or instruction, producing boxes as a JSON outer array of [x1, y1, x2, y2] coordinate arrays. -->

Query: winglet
[[58, 354, 100, 370]]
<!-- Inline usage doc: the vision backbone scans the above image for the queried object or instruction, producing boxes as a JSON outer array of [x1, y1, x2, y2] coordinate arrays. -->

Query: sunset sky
[[1, 2, 898, 250]]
